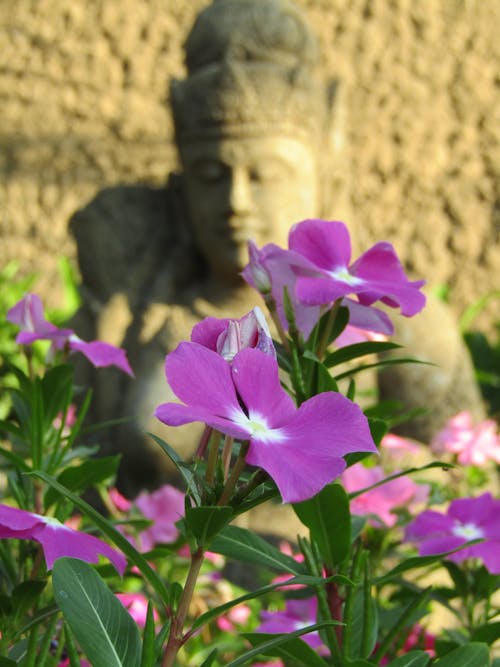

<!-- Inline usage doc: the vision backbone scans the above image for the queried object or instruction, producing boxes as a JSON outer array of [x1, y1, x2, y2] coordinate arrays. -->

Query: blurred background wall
[[1, 0, 499, 325]]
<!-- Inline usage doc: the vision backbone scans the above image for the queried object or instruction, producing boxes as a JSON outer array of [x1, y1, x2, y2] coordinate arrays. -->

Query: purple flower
[[257, 597, 325, 651], [405, 493, 500, 574], [0, 504, 126, 574], [289, 219, 426, 316], [7, 294, 133, 376], [191, 307, 276, 361], [155, 343, 377, 503]]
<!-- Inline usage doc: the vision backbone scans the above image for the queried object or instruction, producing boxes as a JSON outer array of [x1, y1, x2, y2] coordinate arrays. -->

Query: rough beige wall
[[1, 0, 499, 324]]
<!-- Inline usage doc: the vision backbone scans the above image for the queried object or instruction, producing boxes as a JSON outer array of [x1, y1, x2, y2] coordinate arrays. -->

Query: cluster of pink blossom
[[431, 411, 500, 466]]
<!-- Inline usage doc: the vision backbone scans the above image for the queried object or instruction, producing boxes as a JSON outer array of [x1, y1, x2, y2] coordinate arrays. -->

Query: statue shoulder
[[70, 176, 188, 309]]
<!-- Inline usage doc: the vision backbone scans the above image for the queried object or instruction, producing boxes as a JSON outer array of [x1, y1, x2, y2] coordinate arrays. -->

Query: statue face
[[180, 135, 319, 281]]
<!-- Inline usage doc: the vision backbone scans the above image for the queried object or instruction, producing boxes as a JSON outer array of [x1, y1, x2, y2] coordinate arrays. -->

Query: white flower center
[[452, 521, 484, 541], [231, 410, 286, 444], [329, 267, 364, 286]]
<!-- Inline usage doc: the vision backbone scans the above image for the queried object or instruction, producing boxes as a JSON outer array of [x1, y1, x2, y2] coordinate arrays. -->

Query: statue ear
[[318, 79, 352, 225]]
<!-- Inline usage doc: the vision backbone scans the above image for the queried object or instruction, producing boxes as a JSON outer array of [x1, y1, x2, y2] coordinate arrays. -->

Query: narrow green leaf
[[333, 357, 432, 382], [185, 505, 233, 545], [349, 461, 453, 500], [433, 642, 490, 666], [244, 631, 330, 667], [210, 525, 306, 574], [199, 649, 218, 667], [140, 602, 156, 667], [385, 652, 431, 667], [41, 364, 74, 428], [11, 581, 46, 622], [324, 341, 401, 367], [53, 558, 141, 667], [148, 433, 200, 503], [225, 622, 338, 667], [190, 574, 345, 632], [0, 658, 17, 666], [294, 483, 351, 568], [44, 456, 120, 507]]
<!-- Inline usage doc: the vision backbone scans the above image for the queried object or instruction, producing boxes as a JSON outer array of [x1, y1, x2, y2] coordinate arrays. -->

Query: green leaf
[[190, 574, 343, 632], [243, 631, 330, 667], [199, 649, 218, 667], [53, 558, 141, 667], [0, 658, 17, 666], [11, 581, 46, 622], [333, 357, 432, 382], [471, 621, 500, 645], [44, 456, 120, 507], [210, 525, 306, 574], [433, 642, 490, 666], [324, 341, 401, 367], [140, 602, 156, 667], [184, 505, 233, 545], [293, 483, 351, 568], [148, 433, 200, 503], [225, 622, 338, 667], [41, 364, 74, 428], [385, 652, 431, 667]]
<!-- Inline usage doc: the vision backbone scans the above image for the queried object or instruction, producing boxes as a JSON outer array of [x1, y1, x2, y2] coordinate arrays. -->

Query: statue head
[[171, 0, 339, 282]]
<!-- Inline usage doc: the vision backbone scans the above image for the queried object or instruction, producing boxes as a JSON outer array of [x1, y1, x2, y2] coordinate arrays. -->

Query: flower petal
[[69, 339, 133, 376], [164, 342, 244, 421], [154, 402, 250, 439], [39, 523, 126, 574], [191, 317, 229, 350], [289, 219, 352, 270], [231, 349, 296, 427]]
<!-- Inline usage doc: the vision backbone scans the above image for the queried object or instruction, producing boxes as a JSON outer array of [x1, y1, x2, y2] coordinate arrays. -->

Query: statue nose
[[228, 168, 252, 214]]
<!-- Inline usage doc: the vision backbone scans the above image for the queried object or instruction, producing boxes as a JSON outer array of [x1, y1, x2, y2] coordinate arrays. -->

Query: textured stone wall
[[1, 0, 499, 325]]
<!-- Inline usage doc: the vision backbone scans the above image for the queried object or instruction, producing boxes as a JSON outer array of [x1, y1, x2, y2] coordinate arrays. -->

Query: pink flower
[[289, 219, 426, 317], [191, 308, 276, 361], [116, 592, 158, 627], [342, 463, 429, 527], [335, 326, 388, 348], [405, 493, 500, 574], [380, 433, 423, 459], [431, 411, 500, 466], [0, 504, 126, 574], [155, 344, 377, 503], [7, 293, 133, 376], [216, 603, 252, 632], [257, 598, 324, 651], [109, 487, 132, 513], [252, 662, 284, 667], [134, 484, 185, 551]]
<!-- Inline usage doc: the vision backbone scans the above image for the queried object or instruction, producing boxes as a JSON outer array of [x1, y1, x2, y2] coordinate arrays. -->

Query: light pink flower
[[257, 598, 325, 651], [0, 504, 126, 574], [431, 411, 500, 466], [342, 463, 429, 527], [216, 603, 252, 632], [7, 293, 133, 376], [335, 326, 388, 348], [134, 484, 185, 551]]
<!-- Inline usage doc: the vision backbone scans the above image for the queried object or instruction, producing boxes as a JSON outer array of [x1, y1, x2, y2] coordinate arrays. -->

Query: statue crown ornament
[[170, 0, 329, 143]]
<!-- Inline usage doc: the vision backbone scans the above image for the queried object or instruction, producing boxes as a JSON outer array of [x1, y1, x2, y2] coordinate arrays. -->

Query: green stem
[[221, 435, 234, 480], [161, 547, 205, 667], [218, 441, 249, 506], [205, 430, 221, 486], [265, 295, 290, 353], [317, 299, 341, 360]]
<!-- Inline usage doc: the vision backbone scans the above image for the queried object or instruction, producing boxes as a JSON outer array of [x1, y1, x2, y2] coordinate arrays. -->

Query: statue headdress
[[171, 0, 329, 143]]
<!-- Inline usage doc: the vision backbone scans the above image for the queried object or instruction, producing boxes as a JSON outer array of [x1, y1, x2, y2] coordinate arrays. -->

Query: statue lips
[[225, 217, 264, 244]]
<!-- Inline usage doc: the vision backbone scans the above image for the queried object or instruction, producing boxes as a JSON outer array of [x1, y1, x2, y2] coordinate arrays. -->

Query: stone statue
[[70, 0, 484, 500]]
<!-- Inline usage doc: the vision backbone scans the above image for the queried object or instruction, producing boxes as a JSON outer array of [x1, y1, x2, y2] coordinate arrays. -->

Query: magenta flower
[[191, 307, 276, 361], [342, 463, 429, 527], [7, 294, 133, 376], [242, 240, 393, 339], [289, 219, 426, 316], [405, 493, 500, 574], [134, 484, 185, 551], [257, 597, 325, 651], [0, 504, 126, 574], [431, 411, 500, 466], [155, 343, 376, 503]]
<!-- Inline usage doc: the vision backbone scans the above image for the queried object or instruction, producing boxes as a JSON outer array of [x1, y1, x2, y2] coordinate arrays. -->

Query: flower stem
[[317, 299, 341, 360], [161, 546, 205, 667], [205, 430, 221, 486], [221, 435, 234, 480], [217, 441, 249, 506]]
